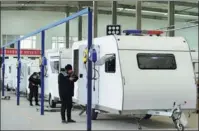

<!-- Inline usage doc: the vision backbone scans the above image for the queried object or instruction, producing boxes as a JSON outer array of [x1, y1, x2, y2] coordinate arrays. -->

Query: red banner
[[0, 48, 41, 56]]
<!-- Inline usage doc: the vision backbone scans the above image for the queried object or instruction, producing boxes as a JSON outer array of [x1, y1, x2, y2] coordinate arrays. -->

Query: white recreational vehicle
[[72, 34, 197, 130], [44, 48, 72, 108]]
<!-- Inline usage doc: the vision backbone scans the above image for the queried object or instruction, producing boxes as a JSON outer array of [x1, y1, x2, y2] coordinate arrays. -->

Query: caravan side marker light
[[147, 30, 163, 35], [123, 30, 163, 36], [123, 30, 142, 35]]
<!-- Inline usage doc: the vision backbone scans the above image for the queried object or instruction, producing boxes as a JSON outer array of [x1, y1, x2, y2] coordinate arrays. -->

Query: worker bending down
[[28, 72, 41, 106], [58, 64, 78, 123]]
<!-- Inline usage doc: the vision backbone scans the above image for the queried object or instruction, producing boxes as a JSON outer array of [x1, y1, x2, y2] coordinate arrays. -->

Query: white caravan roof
[[116, 36, 189, 51], [73, 35, 190, 52]]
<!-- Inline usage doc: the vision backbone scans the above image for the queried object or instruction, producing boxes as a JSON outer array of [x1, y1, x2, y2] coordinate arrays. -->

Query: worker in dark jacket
[[28, 72, 40, 106], [58, 64, 78, 123]]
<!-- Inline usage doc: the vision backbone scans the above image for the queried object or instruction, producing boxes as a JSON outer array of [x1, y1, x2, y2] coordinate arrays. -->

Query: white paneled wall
[[1, 10, 198, 50]]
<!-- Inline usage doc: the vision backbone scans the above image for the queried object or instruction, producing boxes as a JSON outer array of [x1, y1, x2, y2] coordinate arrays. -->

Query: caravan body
[[4, 58, 17, 90], [45, 48, 72, 108], [191, 51, 198, 81], [25, 59, 40, 95], [72, 35, 197, 116], [13, 59, 38, 93]]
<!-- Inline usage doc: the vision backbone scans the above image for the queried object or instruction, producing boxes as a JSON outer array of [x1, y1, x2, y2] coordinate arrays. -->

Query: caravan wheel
[[91, 109, 98, 120], [15, 90, 17, 96], [49, 94, 56, 108], [7, 84, 11, 91], [144, 114, 152, 120], [177, 124, 184, 131]]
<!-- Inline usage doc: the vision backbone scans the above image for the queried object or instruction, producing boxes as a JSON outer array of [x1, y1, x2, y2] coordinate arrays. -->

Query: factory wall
[[1, 10, 198, 50]]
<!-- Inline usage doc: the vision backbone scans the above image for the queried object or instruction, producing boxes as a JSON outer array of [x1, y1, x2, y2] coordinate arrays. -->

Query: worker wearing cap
[[28, 72, 41, 106], [58, 64, 78, 123]]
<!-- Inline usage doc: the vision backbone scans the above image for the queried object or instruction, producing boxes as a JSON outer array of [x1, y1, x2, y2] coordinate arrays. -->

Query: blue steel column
[[87, 8, 93, 131], [17, 41, 21, 105], [40, 31, 45, 115], [2, 47, 5, 96]]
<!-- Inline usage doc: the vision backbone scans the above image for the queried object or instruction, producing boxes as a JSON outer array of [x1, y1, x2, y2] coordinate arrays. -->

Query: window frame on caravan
[[14, 57, 24, 59], [50, 61, 59, 74], [105, 53, 116, 73], [136, 53, 177, 70], [9, 66, 11, 74], [28, 67, 31, 75], [28, 57, 40, 60], [73, 49, 79, 75]]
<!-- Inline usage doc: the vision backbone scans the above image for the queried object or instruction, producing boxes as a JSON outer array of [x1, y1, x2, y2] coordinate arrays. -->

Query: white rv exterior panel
[[191, 52, 198, 81], [95, 36, 123, 110], [13, 59, 34, 92], [4, 60, 13, 87], [117, 36, 197, 110], [119, 50, 196, 110], [60, 49, 72, 69], [45, 49, 59, 100], [20, 63, 28, 92], [4, 59, 17, 89], [191, 52, 198, 62], [60, 49, 72, 59], [72, 36, 123, 110]]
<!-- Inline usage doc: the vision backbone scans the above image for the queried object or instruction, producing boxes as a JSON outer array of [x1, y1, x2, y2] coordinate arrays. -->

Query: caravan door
[[20, 63, 27, 93], [48, 56, 59, 100], [76, 45, 100, 107]]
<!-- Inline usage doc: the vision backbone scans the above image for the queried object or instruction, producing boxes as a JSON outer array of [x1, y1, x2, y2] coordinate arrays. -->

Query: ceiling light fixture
[[117, 8, 197, 18]]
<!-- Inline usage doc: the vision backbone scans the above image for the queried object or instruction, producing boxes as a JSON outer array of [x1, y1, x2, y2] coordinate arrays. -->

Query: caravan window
[[13, 57, 24, 59], [105, 54, 116, 73], [50, 61, 59, 73], [137, 53, 177, 70]]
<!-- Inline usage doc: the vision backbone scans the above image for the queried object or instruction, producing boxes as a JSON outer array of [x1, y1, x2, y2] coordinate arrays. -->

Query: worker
[[28, 72, 41, 106], [58, 64, 78, 123]]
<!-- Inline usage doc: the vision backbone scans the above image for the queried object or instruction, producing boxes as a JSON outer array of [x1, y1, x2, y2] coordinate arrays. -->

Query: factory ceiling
[[0, 1, 198, 22]]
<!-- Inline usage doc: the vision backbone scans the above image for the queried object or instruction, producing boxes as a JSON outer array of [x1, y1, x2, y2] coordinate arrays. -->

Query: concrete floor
[[1, 93, 198, 130]]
